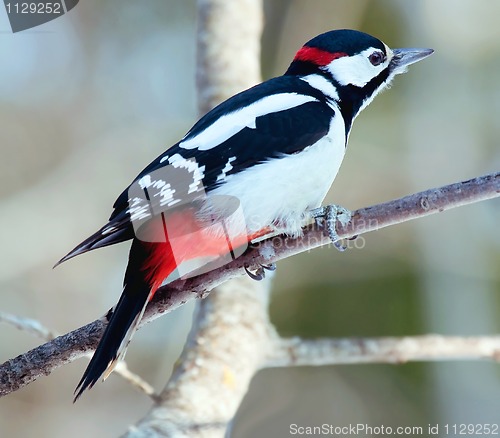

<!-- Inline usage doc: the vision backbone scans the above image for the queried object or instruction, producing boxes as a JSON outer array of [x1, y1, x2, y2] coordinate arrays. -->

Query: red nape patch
[[294, 46, 347, 66]]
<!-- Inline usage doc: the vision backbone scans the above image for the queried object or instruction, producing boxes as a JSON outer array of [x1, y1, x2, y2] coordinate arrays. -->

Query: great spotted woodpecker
[[58, 29, 433, 400]]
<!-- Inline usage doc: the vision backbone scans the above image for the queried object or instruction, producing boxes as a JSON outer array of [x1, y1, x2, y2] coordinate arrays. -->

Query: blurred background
[[0, 1, 499, 436]]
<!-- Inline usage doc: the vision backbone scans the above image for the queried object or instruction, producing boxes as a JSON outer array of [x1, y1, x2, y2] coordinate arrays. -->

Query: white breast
[[202, 108, 346, 238]]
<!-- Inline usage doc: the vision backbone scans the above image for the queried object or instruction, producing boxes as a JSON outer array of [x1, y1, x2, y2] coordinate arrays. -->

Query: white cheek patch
[[325, 47, 390, 87], [178, 93, 318, 151]]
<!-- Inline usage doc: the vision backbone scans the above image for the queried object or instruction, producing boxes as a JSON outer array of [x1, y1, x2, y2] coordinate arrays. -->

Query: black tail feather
[[55, 224, 133, 268], [73, 281, 151, 402]]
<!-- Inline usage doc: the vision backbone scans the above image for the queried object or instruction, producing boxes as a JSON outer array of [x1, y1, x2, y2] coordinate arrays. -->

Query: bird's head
[[286, 29, 433, 120]]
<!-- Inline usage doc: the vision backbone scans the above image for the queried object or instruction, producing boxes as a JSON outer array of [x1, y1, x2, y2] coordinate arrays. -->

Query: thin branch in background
[[0, 311, 156, 399], [0, 311, 58, 341], [113, 361, 159, 401], [265, 335, 500, 368]]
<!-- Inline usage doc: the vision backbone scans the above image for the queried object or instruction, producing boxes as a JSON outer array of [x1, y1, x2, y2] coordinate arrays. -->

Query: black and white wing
[[57, 76, 336, 264]]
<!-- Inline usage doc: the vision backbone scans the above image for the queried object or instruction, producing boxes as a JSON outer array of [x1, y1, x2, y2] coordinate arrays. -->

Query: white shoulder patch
[[300, 74, 339, 101], [179, 93, 318, 151]]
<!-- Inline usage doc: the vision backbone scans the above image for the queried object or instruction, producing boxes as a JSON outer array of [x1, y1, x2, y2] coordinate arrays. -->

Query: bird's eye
[[369, 51, 385, 66]]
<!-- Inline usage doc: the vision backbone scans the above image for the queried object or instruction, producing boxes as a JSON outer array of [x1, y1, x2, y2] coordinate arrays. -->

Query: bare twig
[[265, 335, 500, 367], [0, 171, 498, 397], [113, 361, 158, 401], [0, 311, 156, 399], [0, 311, 58, 341]]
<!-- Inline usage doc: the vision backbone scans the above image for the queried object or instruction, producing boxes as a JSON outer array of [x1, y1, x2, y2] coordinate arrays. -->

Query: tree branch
[[265, 335, 500, 367], [0, 171, 497, 397]]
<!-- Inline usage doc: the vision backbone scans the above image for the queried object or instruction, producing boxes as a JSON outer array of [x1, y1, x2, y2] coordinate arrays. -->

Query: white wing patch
[[159, 185, 176, 207], [216, 156, 236, 182], [127, 154, 208, 223], [167, 154, 206, 194], [138, 175, 151, 189], [128, 196, 151, 221], [178, 93, 318, 151]]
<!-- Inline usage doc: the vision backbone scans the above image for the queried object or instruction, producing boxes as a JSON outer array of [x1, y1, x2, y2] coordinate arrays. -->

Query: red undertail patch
[[138, 208, 253, 296]]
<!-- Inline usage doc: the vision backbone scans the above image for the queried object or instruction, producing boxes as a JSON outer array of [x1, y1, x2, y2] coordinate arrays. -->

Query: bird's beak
[[390, 48, 434, 74]]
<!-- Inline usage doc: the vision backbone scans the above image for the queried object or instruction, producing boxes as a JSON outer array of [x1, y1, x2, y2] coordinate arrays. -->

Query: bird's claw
[[309, 204, 352, 252], [244, 262, 276, 281]]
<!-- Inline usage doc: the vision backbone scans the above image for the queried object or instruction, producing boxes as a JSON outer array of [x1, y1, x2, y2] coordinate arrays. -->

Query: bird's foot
[[244, 262, 276, 281], [309, 204, 352, 252]]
